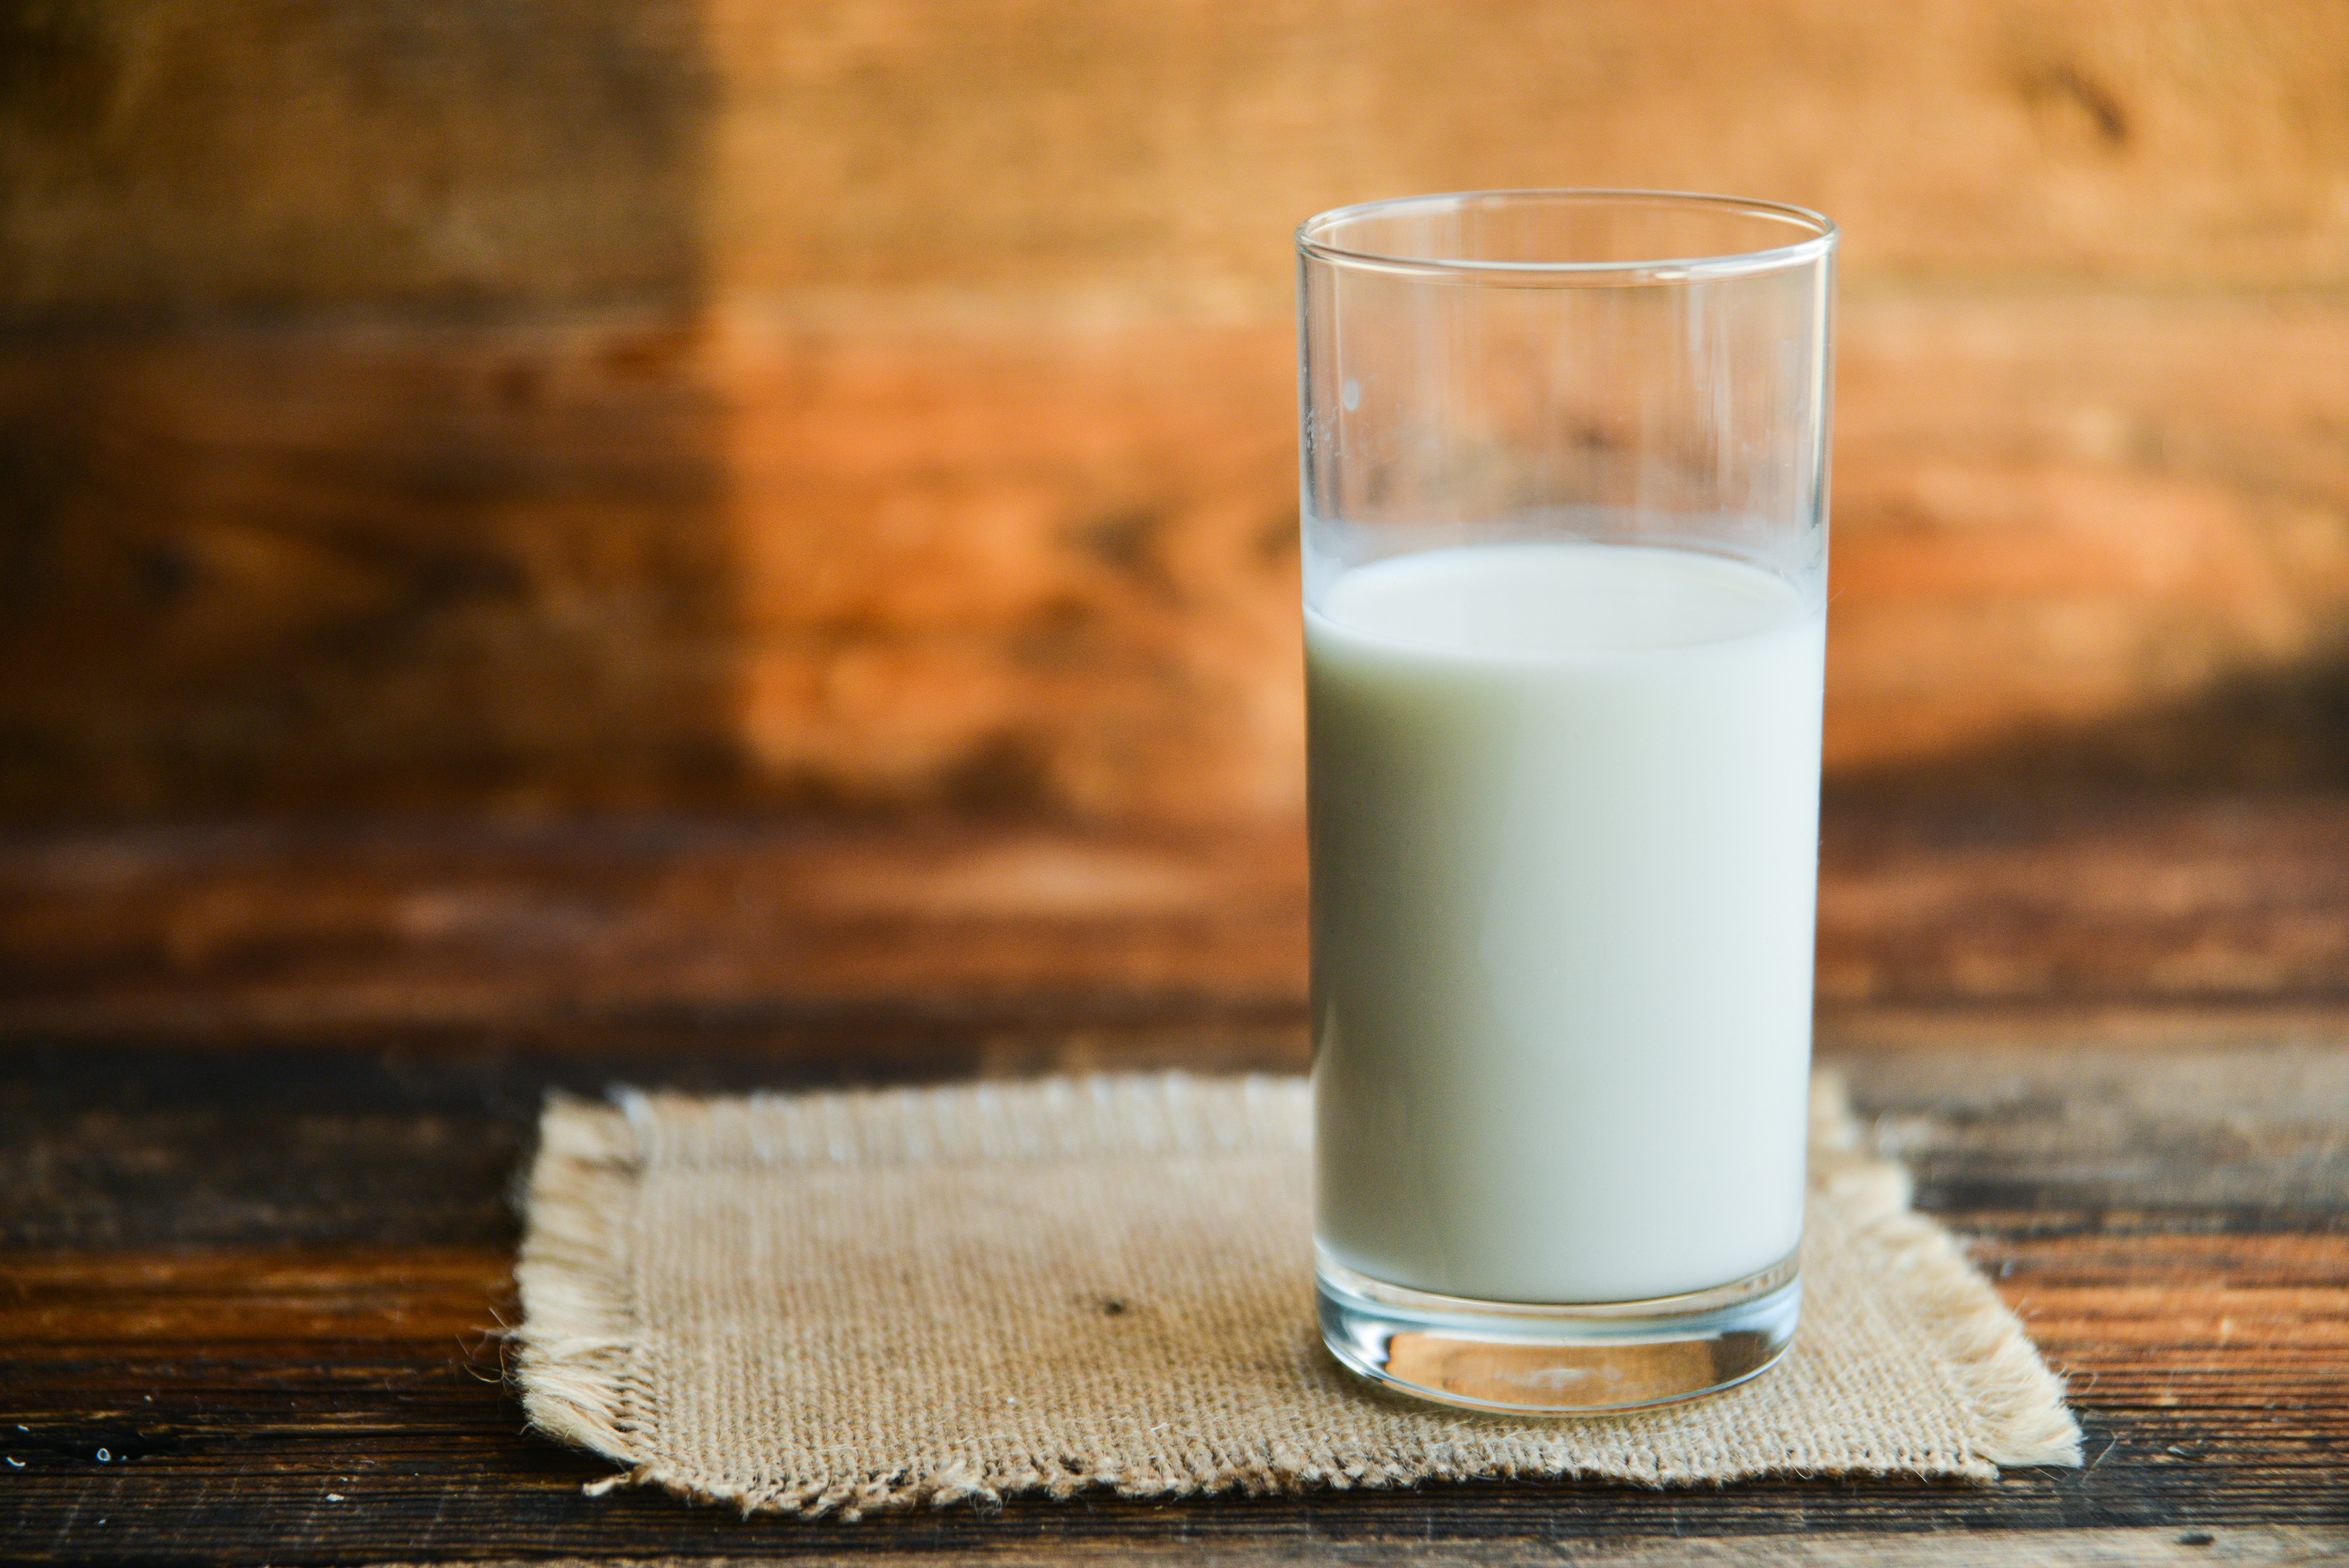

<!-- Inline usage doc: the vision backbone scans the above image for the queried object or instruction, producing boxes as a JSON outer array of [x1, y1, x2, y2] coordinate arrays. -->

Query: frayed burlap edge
[[1809, 1071, 2081, 1472], [513, 1073, 2081, 1515], [510, 1095, 660, 1499]]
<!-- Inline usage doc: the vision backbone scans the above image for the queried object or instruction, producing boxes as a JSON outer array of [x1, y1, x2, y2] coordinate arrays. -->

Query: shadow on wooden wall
[[4, 2, 2347, 823]]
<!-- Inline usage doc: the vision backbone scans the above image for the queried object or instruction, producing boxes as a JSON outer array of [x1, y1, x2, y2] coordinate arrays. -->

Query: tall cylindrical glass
[[1300, 191, 1835, 1412]]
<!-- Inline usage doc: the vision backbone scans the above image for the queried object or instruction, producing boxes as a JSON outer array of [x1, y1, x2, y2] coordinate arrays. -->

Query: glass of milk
[[1300, 191, 1835, 1412]]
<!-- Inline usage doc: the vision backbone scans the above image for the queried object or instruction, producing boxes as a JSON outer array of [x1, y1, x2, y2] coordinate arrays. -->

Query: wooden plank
[[707, 0, 2349, 301], [26, 1456, 2325, 1564], [711, 287, 2349, 817], [1815, 795, 2349, 1011], [2, 1204, 2343, 1556], [0, 1, 703, 319], [3, 1235, 2335, 1359], [714, 316, 1303, 823], [0, 1248, 508, 1345], [0, 320, 735, 817], [9, 4, 2349, 821], [12, 0, 2349, 323], [0, 819, 1312, 1032], [385, 1532, 2349, 1565], [1829, 291, 2349, 783], [9, 798, 2349, 1035], [4, 1040, 2345, 1557], [1833, 1043, 2349, 1216], [7, 1031, 2345, 1252], [0, 1245, 2338, 1553], [0, 1024, 1322, 1250], [9, 287, 2348, 820]]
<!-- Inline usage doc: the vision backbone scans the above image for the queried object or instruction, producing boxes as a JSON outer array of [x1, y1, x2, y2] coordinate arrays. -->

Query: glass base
[[1316, 1248, 1800, 1414]]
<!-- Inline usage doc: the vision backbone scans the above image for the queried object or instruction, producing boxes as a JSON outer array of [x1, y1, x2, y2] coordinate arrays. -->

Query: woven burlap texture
[[514, 1072, 2081, 1518]]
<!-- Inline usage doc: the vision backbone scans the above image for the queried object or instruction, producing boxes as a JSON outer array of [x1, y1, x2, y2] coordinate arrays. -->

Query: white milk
[[1308, 541, 1824, 1305]]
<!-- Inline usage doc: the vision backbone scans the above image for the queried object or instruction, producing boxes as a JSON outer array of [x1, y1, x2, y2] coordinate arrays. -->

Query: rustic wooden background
[[10, 12, 2349, 1554], [5, 0, 2348, 823]]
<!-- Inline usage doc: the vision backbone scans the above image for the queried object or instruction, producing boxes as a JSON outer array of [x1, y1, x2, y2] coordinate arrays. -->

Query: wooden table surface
[[6, 795, 2348, 1564]]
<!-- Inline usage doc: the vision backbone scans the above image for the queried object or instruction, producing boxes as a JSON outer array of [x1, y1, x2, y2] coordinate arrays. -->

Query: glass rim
[[1296, 188, 1837, 283]]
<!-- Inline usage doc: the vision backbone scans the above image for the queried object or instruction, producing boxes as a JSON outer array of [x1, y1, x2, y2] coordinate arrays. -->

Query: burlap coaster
[[514, 1072, 2080, 1517]]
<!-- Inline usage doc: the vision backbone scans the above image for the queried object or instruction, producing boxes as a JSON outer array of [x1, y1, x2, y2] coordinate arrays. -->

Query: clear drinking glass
[[1300, 190, 1835, 1412]]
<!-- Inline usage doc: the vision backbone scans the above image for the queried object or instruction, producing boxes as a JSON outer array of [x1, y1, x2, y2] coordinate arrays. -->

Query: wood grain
[[8, 288, 2349, 820], [8, 1032, 2344, 1251], [1815, 795, 2349, 1011], [0, 0, 704, 320], [11, 0, 2349, 323], [0, 818, 1311, 1032], [386, 1534, 2349, 1566], [6, 4, 2349, 820], [1829, 291, 2349, 782], [0, 319, 737, 817], [716, 315, 1302, 822], [7, 796, 2349, 1037], [0, 1248, 507, 1344], [4, 802, 2346, 1558], [704, 0, 2349, 304], [4, 1041, 2345, 1560]]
